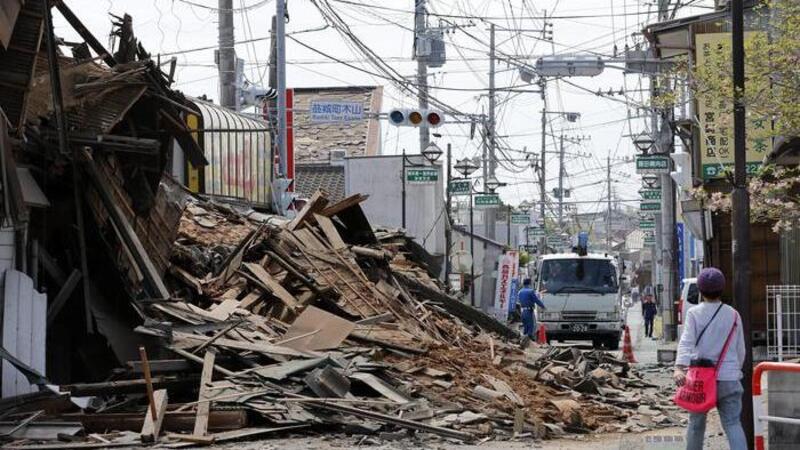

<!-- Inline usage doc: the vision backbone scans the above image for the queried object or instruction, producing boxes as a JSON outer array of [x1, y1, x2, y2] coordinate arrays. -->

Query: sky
[[52, 0, 717, 218]]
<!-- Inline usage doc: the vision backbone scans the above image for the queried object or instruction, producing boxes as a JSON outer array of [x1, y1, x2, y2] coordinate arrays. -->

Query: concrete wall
[[344, 155, 445, 258], [451, 228, 505, 313], [768, 371, 800, 449]]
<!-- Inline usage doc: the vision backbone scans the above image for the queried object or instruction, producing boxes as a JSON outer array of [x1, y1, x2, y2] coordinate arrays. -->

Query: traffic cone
[[622, 325, 637, 363], [537, 324, 548, 345]]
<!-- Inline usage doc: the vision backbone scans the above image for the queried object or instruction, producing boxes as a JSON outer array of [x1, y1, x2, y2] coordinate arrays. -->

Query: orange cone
[[622, 325, 637, 363], [537, 324, 548, 345]]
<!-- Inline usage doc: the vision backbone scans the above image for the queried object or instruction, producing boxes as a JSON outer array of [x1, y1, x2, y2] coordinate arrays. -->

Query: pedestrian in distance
[[673, 267, 746, 450], [630, 285, 640, 304], [517, 278, 546, 338], [643, 295, 657, 338]]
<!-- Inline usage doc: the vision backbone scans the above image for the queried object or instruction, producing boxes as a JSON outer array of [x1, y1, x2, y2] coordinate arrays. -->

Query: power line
[[328, 0, 693, 20]]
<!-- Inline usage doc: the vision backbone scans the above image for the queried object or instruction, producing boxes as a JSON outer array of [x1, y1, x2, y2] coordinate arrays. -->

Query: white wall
[[345, 155, 445, 258]]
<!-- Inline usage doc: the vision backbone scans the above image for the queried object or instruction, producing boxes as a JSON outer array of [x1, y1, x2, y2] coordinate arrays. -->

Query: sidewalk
[[625, 300, 660, 364]]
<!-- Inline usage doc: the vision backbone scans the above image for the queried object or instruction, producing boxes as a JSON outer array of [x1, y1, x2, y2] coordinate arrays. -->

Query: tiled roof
[[294, 163, 345, 201], [293, 86, 382, 163]]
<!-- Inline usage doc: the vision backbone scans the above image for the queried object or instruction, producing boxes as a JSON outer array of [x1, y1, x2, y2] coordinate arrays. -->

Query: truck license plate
[[570, 323, 588, 333]]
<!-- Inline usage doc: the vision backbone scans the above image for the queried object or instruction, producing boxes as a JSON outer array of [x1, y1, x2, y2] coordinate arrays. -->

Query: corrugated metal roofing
[[0, 0, 43, 131], [192, 99, 272, 205]]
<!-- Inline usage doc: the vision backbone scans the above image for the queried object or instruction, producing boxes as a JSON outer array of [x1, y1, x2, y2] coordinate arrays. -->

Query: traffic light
[[388, 108, 444, 127]]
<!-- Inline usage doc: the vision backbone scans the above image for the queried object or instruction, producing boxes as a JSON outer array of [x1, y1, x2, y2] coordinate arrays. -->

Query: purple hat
[[697, 267, 726, 296]]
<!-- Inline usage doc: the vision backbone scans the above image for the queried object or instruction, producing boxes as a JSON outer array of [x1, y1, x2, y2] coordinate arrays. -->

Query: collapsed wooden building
[[1, 3, 681, 448]]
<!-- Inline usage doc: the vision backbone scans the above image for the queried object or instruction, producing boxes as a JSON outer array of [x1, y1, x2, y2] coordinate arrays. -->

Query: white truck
[[535, 252, 624, 350]]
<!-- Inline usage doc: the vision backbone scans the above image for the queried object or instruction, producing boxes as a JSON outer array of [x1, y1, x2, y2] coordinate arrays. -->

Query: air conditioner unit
[[715, 0, 730, 9], [329, 149, 347, 165]]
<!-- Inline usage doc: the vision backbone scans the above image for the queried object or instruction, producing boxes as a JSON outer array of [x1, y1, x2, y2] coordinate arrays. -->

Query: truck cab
[[535, 252, 623, 349]]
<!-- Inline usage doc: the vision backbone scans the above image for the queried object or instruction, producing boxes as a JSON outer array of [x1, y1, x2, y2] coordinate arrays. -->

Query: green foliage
[[687, 0, 800, 138], [691, 165, 800, 232], [519, 251, 530, 267]]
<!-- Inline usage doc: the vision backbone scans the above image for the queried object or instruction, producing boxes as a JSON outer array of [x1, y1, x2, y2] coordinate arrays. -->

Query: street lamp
[[485, 175, 502, 192], [633, 131, 655, 154], [422, 142, 443, 163], [454, 157, 480, 177]]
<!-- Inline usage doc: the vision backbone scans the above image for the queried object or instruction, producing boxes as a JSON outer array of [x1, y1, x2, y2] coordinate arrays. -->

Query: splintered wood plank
[[238, 292, 263, 311], [140, 389, 169, 443], [208, 298, 240, 321], [320, 193, 369, 217], [174, 332, 313, 358], [242, 263, 299, 311], [313, 214, 347, 250], [293, 228, 328, 252], [193, 351, 216, 436], [286, 191, 329, 231]]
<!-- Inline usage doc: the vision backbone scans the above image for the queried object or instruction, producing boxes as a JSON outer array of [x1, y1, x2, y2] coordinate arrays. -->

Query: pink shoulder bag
[[673, 306, 738, 413]]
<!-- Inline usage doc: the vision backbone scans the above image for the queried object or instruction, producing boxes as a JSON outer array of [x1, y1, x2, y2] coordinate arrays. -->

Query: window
[[687, 283, 699, 305], [540, 259, 618, 294]]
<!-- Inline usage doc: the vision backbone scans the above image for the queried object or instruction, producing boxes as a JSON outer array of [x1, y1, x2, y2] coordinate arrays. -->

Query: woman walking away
[[674, 267, 746, 450]]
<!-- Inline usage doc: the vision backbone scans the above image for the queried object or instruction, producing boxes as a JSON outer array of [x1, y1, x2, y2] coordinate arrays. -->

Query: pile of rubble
[[0, 191, 680, 448]]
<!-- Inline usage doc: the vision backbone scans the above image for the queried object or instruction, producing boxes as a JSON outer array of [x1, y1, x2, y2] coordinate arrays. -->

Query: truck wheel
[[606, 337, 620, 351]]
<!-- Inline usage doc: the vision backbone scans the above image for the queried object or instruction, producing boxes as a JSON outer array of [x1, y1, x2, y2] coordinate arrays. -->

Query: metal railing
[[752, 362, 800, 450], [766, 285, 800, 361]]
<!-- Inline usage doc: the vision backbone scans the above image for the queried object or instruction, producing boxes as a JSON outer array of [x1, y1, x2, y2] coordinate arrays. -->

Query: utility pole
[[275, 0, 288, 179], [607, 155, 612, 250], [445, 144, 453, 289], [731, 0, 753, 443], [415, 0, 429, 153], [539, 79, 547, 253], [485, 23, 497, 240], [558, 135, 565, 229], [218, 0, 236, 109], [651, 0, 677, 343]]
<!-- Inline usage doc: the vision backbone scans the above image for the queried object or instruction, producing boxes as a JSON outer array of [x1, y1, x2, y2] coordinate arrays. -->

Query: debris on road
[[1, 190, 681, 448]]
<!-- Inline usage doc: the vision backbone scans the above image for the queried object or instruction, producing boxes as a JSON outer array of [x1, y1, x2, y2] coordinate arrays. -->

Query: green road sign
[[636, 155, 670, 174], [640, 201, 661, 212], [448, 179, 471, 194], [406, 168, 438, 184], [527, 227, 545, 239], [511, 213, 530, 224], [639, 189, 662, 201], [474, 194, 500, 208], [644, 236, 656, 246], [640, 219, 655, 230]]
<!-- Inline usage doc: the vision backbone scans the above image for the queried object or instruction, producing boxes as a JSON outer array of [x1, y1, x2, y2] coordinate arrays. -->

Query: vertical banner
[[507, 251, 520, 318], [696, 32, 770, 179], [493, 251, 518, 323]]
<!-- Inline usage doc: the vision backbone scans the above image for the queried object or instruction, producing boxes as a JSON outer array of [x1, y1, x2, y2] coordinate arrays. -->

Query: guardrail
[[752, 362, 800, 450]]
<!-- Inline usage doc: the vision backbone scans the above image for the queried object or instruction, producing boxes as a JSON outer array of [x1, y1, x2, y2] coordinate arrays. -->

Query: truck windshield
[[540, 259, 618, 294]]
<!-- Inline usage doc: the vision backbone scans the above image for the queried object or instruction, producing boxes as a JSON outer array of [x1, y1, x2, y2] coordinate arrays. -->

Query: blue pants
[[521, 308, 536, 337], [686, 380, 747, 450]]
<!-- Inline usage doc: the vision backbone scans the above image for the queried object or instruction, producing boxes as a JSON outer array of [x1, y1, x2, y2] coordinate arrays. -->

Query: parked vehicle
[[535, 247, 623, 350], [677, 277, 699, 339]]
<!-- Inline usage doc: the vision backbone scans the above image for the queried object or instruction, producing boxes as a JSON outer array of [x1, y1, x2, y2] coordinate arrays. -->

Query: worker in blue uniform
[[518, 278, 546, 338]]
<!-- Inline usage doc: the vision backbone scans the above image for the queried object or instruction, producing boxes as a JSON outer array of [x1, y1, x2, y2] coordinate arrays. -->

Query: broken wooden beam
[[63, 410, 247, 434], [192, 351, 216, 437], [46, 269, 82, 326], [286, 191, 329, 231], [140, 389, 168, 442], [60, 376, 198, 396], [351, 246, 389, 261], [307, 400, 475, 442]]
